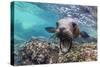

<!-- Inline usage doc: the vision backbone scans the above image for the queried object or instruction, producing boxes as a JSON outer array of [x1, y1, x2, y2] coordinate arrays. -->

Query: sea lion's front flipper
[[80, 31, 90, 38], [45, 27, 56, 33]]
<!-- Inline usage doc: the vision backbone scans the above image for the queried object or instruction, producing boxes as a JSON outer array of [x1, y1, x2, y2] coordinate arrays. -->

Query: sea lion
[[45, 17, 88, 53]]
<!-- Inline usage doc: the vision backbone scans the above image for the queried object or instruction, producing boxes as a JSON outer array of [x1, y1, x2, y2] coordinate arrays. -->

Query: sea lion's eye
[[72, 22, 76, 27], [56, 22, 59, 27]]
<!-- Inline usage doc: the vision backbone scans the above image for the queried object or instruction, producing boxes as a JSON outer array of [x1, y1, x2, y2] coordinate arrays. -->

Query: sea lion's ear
[[45, 27, 56, 33]]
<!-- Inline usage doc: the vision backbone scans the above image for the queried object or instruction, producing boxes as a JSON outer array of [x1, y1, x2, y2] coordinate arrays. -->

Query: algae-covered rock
[[15, 38, 97, 65]]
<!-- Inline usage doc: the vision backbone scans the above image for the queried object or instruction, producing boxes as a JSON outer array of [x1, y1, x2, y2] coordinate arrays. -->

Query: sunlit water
[[11, 1, 97, 46]]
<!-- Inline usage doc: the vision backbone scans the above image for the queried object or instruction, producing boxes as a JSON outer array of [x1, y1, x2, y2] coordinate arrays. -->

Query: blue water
[[11, 1, 97, 44]]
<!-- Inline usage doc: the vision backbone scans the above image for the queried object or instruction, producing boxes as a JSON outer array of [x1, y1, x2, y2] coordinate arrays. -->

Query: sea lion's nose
[[59, 27, 65, 32]]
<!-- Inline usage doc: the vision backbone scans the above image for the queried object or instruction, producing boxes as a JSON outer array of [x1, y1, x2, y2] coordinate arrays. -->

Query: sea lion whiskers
[[45, 17, 89, 53]]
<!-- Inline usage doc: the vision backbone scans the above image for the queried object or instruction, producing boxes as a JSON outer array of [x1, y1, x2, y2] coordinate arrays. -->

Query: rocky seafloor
[[14, 37, 97, 65]]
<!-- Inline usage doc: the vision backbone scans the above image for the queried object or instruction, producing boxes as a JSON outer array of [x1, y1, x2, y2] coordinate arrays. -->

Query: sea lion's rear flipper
[[80, 31, 90, 38], [45, 27, 56, 33]]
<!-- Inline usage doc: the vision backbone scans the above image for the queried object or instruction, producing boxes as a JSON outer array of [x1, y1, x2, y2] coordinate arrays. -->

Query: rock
[[15, 37, 97, 65]]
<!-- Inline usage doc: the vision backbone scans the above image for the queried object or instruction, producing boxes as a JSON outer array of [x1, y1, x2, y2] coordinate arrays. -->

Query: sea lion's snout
[[59, 27, 65, 32], [56, 27, 73, 39], [56, 27, 68, 34], [56, 27, 66, 36]]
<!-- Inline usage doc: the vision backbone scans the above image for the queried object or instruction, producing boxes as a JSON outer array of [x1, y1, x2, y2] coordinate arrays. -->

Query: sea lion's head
[[45, 17, 80, 53], [45, 17, 75, 40]]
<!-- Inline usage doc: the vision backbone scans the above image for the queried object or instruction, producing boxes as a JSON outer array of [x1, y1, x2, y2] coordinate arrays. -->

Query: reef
[[14, 37, 97, 65]]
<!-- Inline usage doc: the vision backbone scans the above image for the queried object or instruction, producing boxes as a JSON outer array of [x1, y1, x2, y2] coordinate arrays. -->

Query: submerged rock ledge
[[15, 38, 97, 65]]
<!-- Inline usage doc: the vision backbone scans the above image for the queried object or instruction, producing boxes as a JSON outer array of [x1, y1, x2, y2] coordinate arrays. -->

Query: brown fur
[[45, 17, 80, 53], [56, 17, 80, 39]]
